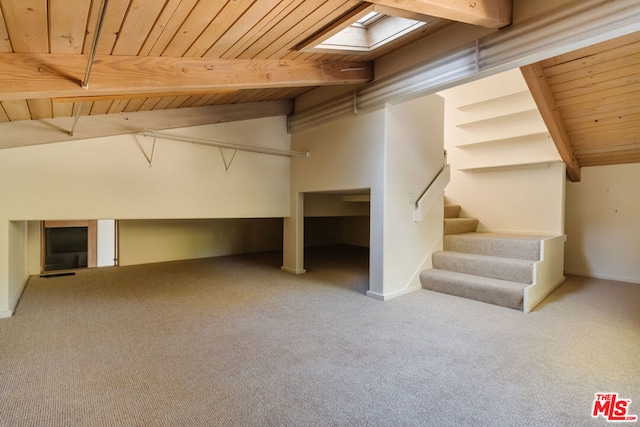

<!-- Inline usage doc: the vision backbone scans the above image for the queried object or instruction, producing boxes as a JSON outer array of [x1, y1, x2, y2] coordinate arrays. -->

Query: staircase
[[420, 204, 557, 311]]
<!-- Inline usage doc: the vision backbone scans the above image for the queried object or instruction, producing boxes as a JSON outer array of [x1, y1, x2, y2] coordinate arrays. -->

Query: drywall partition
[[380, 96, 446, 299], [284, 108, 385, 282], [0, 116, 291, 316], [439, 69, 566, 235], [285, 94, 445, 299], [1, 221, 28, 318], [565, 164, 640, 283]]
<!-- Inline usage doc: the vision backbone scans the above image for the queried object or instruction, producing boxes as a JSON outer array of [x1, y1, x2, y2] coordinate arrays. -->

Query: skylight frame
[[297, 5, 434, 55]]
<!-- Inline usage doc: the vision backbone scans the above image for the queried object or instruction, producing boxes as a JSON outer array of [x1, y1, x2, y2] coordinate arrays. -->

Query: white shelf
[[458, 161, 561, 173], [456, 132, 550, 149], [456, 90, 532, 111], [456, 109, 539, 129]]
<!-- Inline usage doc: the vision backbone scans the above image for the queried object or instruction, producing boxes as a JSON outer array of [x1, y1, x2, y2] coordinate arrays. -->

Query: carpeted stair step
[[444, 205, 461, 218], [444, 232, 544, 261], [420, 269, 527, 310], [443, 218, 478, 235], [432, 251, 534, 284]]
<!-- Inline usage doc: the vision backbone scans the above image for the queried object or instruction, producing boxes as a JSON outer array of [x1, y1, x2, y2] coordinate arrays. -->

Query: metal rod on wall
[[69, 102, 83, 137], [140, 129, 310, 158]]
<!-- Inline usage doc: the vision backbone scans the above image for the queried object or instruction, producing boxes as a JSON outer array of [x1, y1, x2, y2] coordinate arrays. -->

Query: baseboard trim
[[564, 270, 640, 285], [281, 266, 307, 275], [366, 284, 421, 301], [2, 273, 30, 318]]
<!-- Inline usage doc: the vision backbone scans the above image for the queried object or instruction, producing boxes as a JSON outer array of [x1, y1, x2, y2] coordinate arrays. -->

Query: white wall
[[2, 221, 28, 317], [0, 116, 291, 316], [565, 163, 640, 283], [381, 96, 445, 298], [97, 220, 116, 267], [285, 94, 445, 299], [439, 69, 566, 235], [119, 218, 282, 266], [0, 116, 289, 221]]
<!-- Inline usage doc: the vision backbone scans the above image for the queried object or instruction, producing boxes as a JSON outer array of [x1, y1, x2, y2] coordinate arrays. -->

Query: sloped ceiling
[[0, 0, 637, 176], [0, 0, 461, 126], [522, 31, 640, 181]]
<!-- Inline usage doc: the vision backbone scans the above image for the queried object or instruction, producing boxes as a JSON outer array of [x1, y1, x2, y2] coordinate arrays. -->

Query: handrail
[[415, 152, 446, 206], [414, 151, 450, 222]]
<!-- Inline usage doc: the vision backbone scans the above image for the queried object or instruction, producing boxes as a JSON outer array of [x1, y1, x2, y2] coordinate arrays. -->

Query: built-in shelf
[[456, 90, 532, 111], [456, 109, 539, 129], [456, 132, 550, 149], [458, 160, 561, 173]]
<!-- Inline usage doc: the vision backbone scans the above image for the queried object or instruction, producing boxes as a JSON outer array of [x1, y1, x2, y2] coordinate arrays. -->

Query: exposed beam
[[290, 0, 640, 135], [366, 0, 512, 28], [0, 53, 373, 101], [0, 100, 293, 150], [520, 63, 581, 182], [53, 90, 237, 103]]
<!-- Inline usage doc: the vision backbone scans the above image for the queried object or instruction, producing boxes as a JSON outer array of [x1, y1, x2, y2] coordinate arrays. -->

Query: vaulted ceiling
[[0, 0, 472, 123], [0, 0, 637, 178]]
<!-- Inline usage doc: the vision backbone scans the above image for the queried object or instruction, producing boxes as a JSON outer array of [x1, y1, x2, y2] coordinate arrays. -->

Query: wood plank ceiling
[[1, 0, 636, 175], [0, 0, 457, 123], [522, 31, 640, 181]]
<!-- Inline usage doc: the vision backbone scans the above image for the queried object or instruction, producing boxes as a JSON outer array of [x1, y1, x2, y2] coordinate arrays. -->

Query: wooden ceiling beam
[[521, 62, 581, 182], [0, 100, 294, 150], [0, 53, 373, 101], [53, 90, 238, 104], [366, 0, 512, 28]]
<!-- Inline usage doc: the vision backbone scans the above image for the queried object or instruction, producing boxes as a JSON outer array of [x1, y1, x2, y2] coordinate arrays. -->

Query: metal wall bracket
[[134, 134, 157, 167], [219, 148, 238, 171]]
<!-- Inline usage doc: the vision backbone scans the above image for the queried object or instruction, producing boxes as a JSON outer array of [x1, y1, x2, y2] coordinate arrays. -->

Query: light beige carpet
[[1, 245, 639, 426]]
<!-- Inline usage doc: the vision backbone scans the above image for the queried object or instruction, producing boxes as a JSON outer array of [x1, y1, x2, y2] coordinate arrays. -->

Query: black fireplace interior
[[45, 227, 88, 271]]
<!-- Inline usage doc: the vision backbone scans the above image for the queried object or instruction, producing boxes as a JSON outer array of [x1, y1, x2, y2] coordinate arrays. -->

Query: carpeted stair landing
[[421, 205, 550, 311]]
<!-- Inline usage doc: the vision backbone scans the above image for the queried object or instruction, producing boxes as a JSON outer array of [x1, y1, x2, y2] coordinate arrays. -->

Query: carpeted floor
[[1, 245, 639, 426]]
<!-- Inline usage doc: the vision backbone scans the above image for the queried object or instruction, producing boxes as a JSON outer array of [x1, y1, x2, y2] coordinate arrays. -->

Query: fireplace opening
[[44, 226, 88, 271]]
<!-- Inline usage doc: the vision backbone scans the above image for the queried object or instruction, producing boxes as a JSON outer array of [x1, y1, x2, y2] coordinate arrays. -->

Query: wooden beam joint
[[367, 0, 512, 28]]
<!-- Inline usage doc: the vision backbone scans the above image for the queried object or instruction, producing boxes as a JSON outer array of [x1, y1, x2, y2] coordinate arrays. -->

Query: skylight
[[298, 8, 429, 54]]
